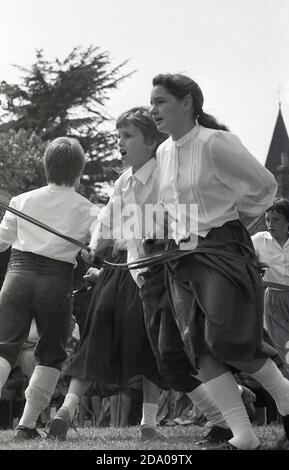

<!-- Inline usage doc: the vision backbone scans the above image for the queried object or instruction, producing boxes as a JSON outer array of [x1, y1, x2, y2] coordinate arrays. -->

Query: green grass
[[0, 423, 285, 451]]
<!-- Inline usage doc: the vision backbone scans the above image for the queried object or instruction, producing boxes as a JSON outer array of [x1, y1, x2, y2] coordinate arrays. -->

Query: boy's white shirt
[[0, 184, 98, 265]]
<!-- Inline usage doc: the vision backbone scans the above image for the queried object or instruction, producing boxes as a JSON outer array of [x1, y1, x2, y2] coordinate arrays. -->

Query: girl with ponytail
[[148, 73, 289, 450]]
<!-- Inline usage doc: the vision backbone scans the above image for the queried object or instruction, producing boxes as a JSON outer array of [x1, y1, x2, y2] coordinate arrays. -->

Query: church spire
[[249, 101, 289, 235], [265, 104, 289, 176]]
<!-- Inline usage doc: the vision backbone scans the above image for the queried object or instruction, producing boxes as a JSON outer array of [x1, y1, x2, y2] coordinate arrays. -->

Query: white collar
[[127, 158, 157, 185], [175, 124, 200, 147], [47, 184, 75, 192]]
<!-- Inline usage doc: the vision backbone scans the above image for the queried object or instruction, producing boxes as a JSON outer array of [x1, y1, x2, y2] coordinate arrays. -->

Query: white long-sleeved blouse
[[157, 124, 277, 243]]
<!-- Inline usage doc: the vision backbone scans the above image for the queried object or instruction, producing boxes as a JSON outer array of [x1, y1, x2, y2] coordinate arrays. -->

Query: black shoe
[[14, 425, 41, 440], [46, 407, 71, 440], [282, 414, 289, 440], [197, 425, 233, 445], [275, 437, 289, 450], [140, 425, 168, 442], [205, 426, 233, 443], [204, 442, 238, 450], [201, 441, 260, 451]]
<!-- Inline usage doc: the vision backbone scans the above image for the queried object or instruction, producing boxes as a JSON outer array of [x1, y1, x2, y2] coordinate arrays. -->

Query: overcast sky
[[1, 0, 288, 164]]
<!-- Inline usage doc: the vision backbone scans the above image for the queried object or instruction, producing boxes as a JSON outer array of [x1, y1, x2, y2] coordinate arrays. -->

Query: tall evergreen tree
[[0, 128, 47, 220], [0, 46, 134, 199]]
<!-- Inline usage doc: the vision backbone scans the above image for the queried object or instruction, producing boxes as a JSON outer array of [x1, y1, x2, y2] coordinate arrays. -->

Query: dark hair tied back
[[153, 73, 229, 131]]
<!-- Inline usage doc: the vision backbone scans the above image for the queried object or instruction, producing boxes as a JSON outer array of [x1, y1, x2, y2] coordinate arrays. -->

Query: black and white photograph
[[0, 0, 289, 457]]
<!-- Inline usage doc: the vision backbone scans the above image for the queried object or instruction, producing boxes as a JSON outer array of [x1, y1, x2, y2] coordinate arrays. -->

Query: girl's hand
[[83, 267, 101, 284], [81, 247, 96, 265]]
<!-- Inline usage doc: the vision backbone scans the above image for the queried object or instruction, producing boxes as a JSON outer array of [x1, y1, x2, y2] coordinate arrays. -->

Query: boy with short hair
[[0, 136, 97, 439]]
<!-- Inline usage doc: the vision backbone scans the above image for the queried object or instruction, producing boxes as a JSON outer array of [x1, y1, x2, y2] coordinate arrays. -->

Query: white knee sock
[[141, 403, 158, 428], [205, 372, 259, 450], [186, 384, 228, 429], [19, 365, 60, 429], [250, 358, 289, 416], [0, 357, 11, 394], [61, 393, 80, 422]]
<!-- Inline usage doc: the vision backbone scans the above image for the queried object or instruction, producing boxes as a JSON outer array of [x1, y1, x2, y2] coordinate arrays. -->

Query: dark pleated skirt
[[67, 252, 166, 390], [163, 220, 276, 370], [140, 266, 201, 391]]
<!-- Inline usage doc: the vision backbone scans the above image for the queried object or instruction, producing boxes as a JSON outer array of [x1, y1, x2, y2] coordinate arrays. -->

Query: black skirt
[[67, 252, 166, 391], [140, 265, 201, 392], [163, 220, 276, 370]]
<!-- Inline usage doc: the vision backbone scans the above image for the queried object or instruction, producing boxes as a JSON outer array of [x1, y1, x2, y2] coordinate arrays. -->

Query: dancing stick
[[0, 191, 192, 270]]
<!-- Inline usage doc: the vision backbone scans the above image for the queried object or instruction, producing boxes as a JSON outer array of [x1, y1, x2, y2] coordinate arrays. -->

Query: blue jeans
[[0, 251, 73, 370]]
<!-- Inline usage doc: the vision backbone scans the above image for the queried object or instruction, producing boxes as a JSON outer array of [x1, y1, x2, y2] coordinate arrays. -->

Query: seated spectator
[[76, 377, 143, 428], [17, 319, 39, 381], [236, 372, 278, 425], [237, 383, 257, 422], [157, 390, 204, 427], [0, 365, 25, 429], [72, 254, 94, 336], [174, 400, 205, 427]]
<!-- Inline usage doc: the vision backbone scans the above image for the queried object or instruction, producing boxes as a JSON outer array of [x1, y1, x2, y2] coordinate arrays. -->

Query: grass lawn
[[0, 422, 285, 451]]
